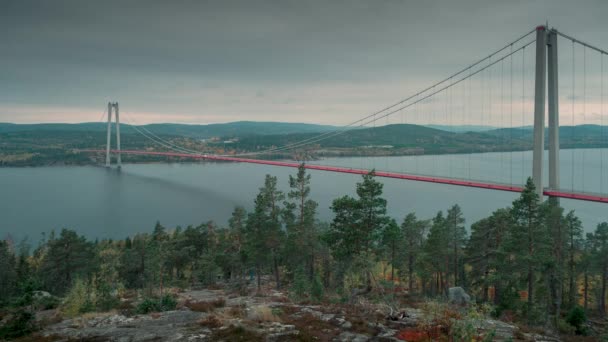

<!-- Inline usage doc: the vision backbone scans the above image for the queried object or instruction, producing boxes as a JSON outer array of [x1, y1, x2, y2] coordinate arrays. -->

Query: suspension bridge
[[84, 25, 608, 204]]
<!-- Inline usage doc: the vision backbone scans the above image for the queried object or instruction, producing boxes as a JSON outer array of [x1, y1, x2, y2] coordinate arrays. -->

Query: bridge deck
[[85, 149, 608, 204]]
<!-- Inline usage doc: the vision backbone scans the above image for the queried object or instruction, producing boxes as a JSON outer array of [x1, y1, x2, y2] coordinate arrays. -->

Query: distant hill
[[424, 124, 497, 133], [232, 123, 608, 153], [0, 121, 339, 138]]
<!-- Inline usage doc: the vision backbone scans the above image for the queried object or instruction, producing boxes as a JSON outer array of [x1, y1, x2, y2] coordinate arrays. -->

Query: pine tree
[[422, 211, 449, 295], [507, 178, 545, 312], [244, 175, 285, 289], [284, 164, 318, 280], [565, 211, 583, 309], [0, 240, 17, 303], [590, 222, 608, 316], [39, 229, 94, 295], [401, 213, 428, 293], [446, 204, 466, 287], [381, 218, 401, 282], [542, 199, 566, 318]]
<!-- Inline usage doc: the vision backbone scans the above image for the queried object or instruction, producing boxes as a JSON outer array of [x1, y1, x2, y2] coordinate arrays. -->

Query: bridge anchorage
[[105, 102, 122, 169]]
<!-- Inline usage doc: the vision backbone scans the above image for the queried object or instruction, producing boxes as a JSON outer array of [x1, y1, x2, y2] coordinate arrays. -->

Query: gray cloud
[[1, 0, 607, 124]]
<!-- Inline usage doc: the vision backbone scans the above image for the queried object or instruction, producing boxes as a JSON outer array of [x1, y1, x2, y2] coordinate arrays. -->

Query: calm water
[[1, 149, 607, 241]]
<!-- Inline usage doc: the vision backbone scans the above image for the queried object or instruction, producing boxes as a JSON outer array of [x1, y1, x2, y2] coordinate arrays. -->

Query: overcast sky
[[1, 0, 607, 125]]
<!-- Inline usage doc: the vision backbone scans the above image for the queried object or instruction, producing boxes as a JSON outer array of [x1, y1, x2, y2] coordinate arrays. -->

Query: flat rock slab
[[43, 310, 208, 341]]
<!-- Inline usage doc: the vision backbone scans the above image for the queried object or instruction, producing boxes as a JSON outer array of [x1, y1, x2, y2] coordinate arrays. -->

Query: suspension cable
[[501, 57, 505, 179], [228, 29, 538, 157], [602, 52, 604, 194], [552, 29, 608, 56], [122, 115, 200, 155], [521, 45, 526, 184], [583, 46, 587, 191], [244, 39, 537, 157], [572, 41, 576, 191], [510, 44, 514, 186], [112, 39, 537, 161]]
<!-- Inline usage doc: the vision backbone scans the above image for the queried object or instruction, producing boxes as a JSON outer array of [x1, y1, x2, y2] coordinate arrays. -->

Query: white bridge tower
[[105, 102, 122, 169]]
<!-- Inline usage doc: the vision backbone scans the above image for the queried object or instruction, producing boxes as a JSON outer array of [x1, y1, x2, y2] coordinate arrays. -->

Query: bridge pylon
[[532, 25, 560, 199], [105, 102, 122, 169]]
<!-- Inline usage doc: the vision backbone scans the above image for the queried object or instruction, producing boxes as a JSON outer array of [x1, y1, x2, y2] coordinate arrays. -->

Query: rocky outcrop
[[42, 310, 207, 341], [448, 287, 471, 305]]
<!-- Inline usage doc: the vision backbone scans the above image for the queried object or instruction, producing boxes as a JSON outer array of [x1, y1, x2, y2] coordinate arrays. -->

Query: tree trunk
[[390, 241, 395, 282], [273, 254, 280, 290], [527, 265, 533, 309], [408, 254, 414, 293], [584, 270, 589, 311], [256, 264, 261, 290], [601, 268, 607, 317], [569, 234, 576, 308]]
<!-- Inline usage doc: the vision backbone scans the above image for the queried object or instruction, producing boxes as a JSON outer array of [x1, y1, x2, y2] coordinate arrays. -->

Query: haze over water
[[1, 149, 607, 241]]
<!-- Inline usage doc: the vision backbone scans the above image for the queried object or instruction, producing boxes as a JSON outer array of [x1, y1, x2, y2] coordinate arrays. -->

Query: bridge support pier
[[532, 26, 547, 199], [105, 102, 121, 169]]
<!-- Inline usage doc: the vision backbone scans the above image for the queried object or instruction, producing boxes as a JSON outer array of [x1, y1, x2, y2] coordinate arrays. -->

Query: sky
[[1, 0, 607, 125]]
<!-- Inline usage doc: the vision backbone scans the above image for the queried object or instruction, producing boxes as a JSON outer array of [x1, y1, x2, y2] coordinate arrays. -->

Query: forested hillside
[[1, 167, 607, 340]]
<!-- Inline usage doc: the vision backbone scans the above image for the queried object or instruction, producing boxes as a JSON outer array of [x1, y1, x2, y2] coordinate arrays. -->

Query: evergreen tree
[[0, 241, 17, 303], [446, 204, 466, 287], [565, 211, 584, 309], [244, 175, 285, 289], [507, 178, 545, 312], [421, 211, 449, 295], [401, 213, 428, 293], [381, 218, 401, 282], [39, 229, 94, 295], [467, 209, 511, 303], [542, 199, 566, 318], [284, 164, 318, 280], [590, 222, 608, 316]]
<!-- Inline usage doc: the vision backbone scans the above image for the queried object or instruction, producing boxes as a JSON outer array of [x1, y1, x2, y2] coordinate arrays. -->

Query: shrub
[[136, 294, 177, 314], [247, 305, 280, 322], [185, 298, 226, 312], [61, 279, 93, 317], [310, 275, 324, 302], [199, 314, 222, 328], [291, 268, 310, 300], [34, 295, 61, 310], [0, 310, 35, 339], [565, 306, 587, 335]]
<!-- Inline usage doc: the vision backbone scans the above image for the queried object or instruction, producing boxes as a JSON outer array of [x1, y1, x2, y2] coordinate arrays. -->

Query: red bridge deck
[[84, 149, 608, 204]]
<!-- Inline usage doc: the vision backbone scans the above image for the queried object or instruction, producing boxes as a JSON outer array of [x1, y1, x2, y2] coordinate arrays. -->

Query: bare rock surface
[[43, 310, 206, 341]]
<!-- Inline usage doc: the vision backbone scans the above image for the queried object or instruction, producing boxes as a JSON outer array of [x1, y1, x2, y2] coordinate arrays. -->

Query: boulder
[[448, 287, 471, 305]]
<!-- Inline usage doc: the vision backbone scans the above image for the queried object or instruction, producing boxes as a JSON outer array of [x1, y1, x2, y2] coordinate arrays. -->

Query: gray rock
[[337, 331, 370, 342], [42, 310, 206, 341], [448, 287, 471, 305], [32, 290, 52, 299]]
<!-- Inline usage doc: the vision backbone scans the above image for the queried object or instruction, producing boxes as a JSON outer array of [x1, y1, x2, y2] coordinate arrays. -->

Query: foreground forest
[[1, 165, 608, 340]]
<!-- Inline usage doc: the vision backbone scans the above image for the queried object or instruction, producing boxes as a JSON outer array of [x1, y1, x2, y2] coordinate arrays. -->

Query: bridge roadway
[[85, 149, 608, 204]]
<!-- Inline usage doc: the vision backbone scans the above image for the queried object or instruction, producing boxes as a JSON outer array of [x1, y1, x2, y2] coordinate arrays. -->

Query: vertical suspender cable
[[468, 68, 472, 180], [572, 41, 576, 191], [510, 44, 514, 186], [446, 79, 450, 178], [400, 108, 404, 174], [448, 80, 454, 178], [432, 86, 436, 176], [385, 113, 389, 172], [601, 52, 604, 194], [501, 58, 505, 181], [583, 47, 587, 192], [489, 56, 493, 182], [481, 66, 485, 180], [522, 46, 526, 184]]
